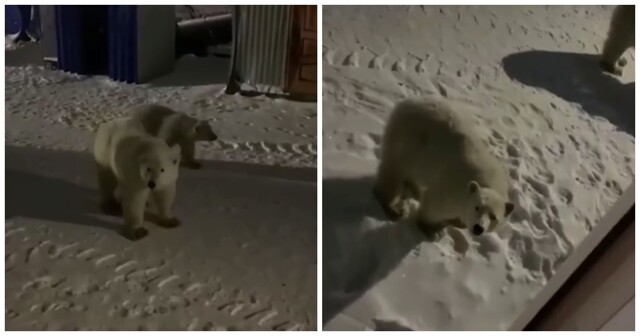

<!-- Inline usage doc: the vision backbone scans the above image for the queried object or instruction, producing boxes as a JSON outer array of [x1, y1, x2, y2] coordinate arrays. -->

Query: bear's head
[[193, 121, 218, 142], [462, 180, 514, 236], [139, 143, 181, 190]]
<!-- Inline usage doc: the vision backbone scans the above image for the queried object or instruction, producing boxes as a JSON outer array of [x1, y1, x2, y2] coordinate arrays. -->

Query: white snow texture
[[5, 36, 317, 330], [322, 5, 634, 331]]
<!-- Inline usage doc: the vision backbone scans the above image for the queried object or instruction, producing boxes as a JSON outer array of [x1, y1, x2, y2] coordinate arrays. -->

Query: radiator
[[229, 5, 292, 93]]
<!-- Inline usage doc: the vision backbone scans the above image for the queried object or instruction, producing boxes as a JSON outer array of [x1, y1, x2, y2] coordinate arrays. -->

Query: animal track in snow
[[323, 46, 336, 65], [365, 48, 386, 69], [391, 59, 407, 72], [6, 228, 310, 331], [343, 51, 360, 67]]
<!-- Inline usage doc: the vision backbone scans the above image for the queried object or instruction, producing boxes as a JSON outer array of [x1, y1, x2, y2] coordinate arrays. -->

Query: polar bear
[[600, 5, 635, 76], [373, 97, 514, 239], [94, 117, 182, 240], [129, 104, 218, 169]]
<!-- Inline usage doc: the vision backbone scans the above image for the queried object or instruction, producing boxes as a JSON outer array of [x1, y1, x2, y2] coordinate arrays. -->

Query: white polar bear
[[600, 5, 635, 76], [93, 117, 182, 240], [129, 104, 218, 169], [373, 97, 514, 239]]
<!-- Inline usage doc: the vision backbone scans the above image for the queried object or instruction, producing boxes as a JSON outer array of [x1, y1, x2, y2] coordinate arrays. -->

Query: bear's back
[[391, 97, 507, 197], [95, 117, 141, 158], [129, 104, 178, 135], [104, 118, 155, 169], [129, 104, 196, 146]]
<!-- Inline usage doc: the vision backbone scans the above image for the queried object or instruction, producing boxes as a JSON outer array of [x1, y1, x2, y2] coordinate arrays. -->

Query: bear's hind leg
[[181, 138, 201, 169], [600, 15, 633, 75], [151, 185, 181, 228], [373, 163, 408, 220], [95, 163, 121, 215], [121, 188, 149, 241]]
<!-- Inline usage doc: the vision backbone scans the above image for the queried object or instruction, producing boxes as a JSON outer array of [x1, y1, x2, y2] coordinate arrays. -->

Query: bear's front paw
[[599, 59, 622, 76], [390, 199, 417, 220], [156, 217, 181, 228], [618, 57, 628, 67], [122, 227, 148, 241], [100, 199, 122, 216], [397, 199, 420, 219], [183, 161, 202, 169], [372, 188, 401, 220], [383, 206, 402, 221]]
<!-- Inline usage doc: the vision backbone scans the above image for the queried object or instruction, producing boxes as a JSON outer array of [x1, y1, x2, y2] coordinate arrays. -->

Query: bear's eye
[[475, 206, 481, 212], [146, 168, 152, 173], [160, 168, 165, 173], [172, 160, 177, 165], [489, 213, 496, 221]]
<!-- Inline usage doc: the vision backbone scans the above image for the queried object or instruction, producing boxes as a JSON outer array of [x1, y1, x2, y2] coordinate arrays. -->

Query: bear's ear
[[468, 180, 480, 194], [505, 202, 515, 216]]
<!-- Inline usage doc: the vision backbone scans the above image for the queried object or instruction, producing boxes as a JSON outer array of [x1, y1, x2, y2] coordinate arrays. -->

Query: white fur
[[373, 97, 514, 237], [93, 117, 182, 240], [129, 104, 218, 169]]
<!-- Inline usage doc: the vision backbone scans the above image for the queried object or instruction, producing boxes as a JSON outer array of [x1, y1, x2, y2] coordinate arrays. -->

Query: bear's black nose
[[148, 181, 156, 189], [472, 224, 484, 236]]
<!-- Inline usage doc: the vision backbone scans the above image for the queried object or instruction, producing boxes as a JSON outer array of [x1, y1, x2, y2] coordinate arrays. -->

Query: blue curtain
[[108, 5, 137, 83], [54, 5, 84, 74], [53, 5, 137, 82]]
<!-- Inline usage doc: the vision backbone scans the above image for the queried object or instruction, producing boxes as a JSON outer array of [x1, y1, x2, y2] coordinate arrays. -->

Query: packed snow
[[5, 36, 317, 330], [322, 5, 634, 331]]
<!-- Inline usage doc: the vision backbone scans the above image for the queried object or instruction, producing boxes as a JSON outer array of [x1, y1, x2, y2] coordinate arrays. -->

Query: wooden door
[[286, 5, 317, 98]]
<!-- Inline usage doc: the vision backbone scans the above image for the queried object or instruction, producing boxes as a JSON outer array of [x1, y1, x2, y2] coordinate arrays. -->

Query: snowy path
[[5, 52, 317, 168], [5, 146, 316, 331], [322, 5, 634, 331], [6, 32, 317, 331]]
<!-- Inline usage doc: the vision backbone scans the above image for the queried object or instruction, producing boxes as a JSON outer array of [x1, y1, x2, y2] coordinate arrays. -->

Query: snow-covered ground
[[6, 44, 316, 167], [322, 5, 634, 331], [5, 39, 317, 330]]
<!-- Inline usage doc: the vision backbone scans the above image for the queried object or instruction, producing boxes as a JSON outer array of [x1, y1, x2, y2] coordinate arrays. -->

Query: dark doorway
[[81, 5, 109, 75]]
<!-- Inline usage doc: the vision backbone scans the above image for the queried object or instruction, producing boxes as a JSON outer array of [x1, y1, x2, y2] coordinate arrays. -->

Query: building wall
[[231, 5, 292, 93], [136, 5, 176, 82], [175, 5, 231, 22]]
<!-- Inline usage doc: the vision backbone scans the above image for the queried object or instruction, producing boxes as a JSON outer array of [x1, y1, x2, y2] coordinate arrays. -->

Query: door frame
[[285, 5, 317, 100]]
